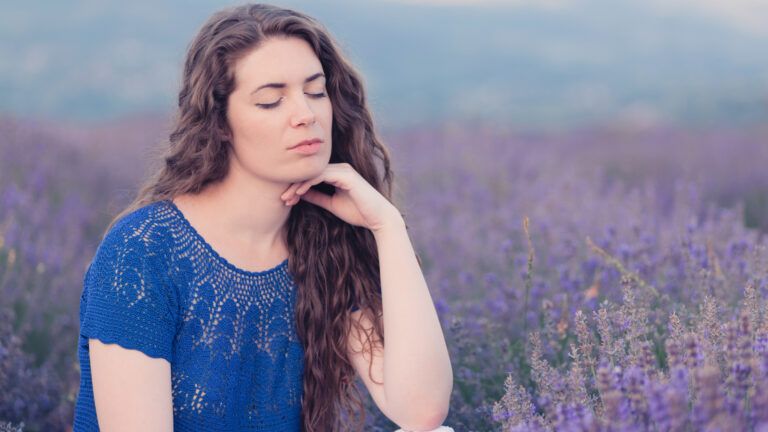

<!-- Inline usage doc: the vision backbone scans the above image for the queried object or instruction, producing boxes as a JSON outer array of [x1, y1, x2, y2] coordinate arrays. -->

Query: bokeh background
[[1, 0, 767, 430]]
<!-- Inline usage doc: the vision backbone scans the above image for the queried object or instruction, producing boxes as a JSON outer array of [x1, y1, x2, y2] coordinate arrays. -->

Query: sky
[[1, 0, 765, 129], [386, 0, 768, 36]]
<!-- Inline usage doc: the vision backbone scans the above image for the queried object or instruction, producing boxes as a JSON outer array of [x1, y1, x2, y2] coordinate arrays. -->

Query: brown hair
[[105, 3, 406, 431]]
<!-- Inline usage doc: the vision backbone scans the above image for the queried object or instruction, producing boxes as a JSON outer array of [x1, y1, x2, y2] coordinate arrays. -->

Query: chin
[[289, 162, 327, 182]]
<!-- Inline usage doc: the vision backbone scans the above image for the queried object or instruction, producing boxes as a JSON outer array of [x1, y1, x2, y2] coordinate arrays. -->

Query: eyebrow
[[250, 72, 325, 95]]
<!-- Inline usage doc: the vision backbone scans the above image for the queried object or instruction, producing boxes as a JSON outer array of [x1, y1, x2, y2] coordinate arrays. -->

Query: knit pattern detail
[[73, 199, 309, 431]]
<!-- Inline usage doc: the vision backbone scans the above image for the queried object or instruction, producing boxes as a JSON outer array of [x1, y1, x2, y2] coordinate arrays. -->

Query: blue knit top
[[74, 199, 357, 431]]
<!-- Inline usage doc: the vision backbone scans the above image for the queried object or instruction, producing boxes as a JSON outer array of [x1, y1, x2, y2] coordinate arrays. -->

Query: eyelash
[[257, 92, 327, 109]]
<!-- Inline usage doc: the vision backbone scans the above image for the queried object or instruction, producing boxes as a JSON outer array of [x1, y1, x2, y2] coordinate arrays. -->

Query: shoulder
[[103, 200, 173, 246], [80, 201, 181, 362], [92, 200, 174, 272]]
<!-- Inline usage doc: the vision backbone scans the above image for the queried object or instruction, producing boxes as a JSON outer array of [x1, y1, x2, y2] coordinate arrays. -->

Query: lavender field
[[1, 115, 767, 431]]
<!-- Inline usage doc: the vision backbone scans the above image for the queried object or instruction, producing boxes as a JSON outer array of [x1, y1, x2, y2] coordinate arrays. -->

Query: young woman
[[73, 3, 453, 431]]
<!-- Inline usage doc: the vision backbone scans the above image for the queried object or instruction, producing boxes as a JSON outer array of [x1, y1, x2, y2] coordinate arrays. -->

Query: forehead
[[232, 36, 323, 87]]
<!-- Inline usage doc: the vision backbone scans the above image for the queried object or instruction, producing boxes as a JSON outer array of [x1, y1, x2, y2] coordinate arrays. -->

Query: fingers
[[300, 189, 331, 210], [282, 180, 318, 206], [297, 181, 315, 195], [281, 183, 302, 201], [281, 163, 351, 205]]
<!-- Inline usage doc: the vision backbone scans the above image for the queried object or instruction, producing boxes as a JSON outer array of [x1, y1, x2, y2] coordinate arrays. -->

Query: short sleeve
[[80, 221, 179, 362]]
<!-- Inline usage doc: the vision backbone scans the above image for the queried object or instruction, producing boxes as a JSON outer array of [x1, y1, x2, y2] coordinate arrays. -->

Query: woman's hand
[[280, 163, 402, 233]]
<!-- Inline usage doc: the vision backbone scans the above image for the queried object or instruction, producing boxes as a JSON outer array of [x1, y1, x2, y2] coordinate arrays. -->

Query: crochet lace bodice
[[74, 199, 313, 431]]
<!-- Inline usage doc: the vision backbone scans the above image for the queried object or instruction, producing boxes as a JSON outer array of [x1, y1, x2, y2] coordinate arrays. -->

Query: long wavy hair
[[104, 3, 411, 431]]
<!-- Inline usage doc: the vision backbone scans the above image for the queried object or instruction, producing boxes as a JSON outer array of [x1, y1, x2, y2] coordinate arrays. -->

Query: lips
[[290, 138, 322, 149]]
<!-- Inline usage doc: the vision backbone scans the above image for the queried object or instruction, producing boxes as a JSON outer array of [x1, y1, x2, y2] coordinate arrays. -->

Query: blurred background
[[1, 0, 766, 430], [4, 0, 768, 129]]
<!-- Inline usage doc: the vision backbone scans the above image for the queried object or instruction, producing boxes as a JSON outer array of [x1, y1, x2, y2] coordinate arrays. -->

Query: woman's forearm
[[372, 214, 453, 425]]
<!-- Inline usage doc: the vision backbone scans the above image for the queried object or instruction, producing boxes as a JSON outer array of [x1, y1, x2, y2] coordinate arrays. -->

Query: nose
[[290, 93, 317, 127]]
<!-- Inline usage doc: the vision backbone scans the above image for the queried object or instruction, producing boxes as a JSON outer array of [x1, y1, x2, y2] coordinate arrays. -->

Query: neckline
[[161, 199, 289, 278]]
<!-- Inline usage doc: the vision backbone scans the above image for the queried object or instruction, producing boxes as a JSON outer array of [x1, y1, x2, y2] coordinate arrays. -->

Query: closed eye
[[257, 92, 327, 110]]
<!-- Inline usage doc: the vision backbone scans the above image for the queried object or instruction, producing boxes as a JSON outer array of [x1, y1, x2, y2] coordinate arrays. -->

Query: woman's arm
[[372, 216, 453, 427], [289, 164, 453, 426], [89, 339, 174, 432]]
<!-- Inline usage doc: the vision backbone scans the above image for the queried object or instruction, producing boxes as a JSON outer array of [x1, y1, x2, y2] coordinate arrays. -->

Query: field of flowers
[[1, 116, 766, 431], [397, 123, 768, 431]]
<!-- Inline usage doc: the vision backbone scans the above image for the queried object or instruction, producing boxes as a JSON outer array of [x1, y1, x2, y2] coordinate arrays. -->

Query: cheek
[[322, 101, 333, 124], [227, 108, 250, 139], [230, 112, 274, 142]]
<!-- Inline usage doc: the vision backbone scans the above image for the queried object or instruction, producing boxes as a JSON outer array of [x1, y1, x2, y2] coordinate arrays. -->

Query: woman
[[73, 3, 453, 431]]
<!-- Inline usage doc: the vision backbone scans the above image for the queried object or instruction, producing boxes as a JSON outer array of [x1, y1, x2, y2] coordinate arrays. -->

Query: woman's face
[[225, 36, 333, 184]]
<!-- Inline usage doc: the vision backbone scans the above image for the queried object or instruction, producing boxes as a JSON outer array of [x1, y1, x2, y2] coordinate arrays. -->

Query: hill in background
[[1, 0, 767, 131]]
